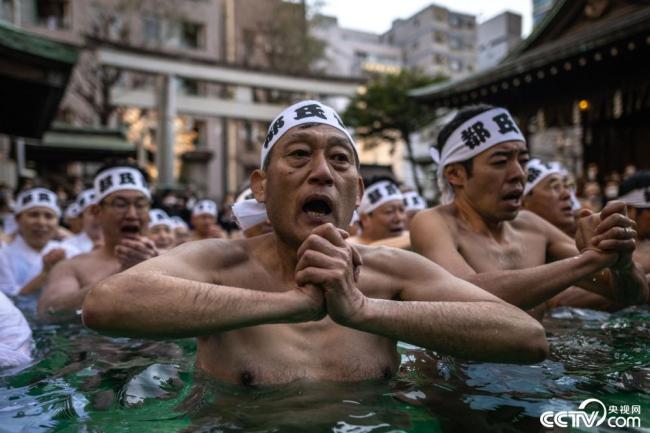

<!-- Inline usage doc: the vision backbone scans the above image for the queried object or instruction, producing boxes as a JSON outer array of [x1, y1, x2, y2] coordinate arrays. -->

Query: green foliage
[[343, 70, 446, 142]]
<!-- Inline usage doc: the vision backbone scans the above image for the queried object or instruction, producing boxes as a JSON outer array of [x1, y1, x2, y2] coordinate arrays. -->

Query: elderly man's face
[[252, 124, 363, 247], [523, 174, 575, 234], [361, 199, 406, 242]]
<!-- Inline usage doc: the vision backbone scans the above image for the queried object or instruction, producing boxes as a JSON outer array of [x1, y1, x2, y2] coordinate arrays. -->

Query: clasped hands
[[291, 223, 365, 325], [576, 200, 637, 270]]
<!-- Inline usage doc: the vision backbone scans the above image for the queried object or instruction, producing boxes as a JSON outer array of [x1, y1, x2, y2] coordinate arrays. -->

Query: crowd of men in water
[[0, 100, 648, 385]]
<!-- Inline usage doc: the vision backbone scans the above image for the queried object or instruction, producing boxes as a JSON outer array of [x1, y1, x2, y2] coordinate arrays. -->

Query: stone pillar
[[156, 74, 177, 188]]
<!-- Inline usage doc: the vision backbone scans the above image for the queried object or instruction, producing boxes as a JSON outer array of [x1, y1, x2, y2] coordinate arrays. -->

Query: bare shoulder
[[512, 210, 562, 237], [163, 237, 251, 267], [411, 204, 460, 234], [357, 243, 446, 279]]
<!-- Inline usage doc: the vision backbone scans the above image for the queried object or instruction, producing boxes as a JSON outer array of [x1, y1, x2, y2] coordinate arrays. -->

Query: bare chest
[[456, 227, 547, 272]]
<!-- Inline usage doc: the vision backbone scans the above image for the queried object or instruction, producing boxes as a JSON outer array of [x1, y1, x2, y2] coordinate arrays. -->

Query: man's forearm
[[467, 252, 608, 309], [348, 298, 548, 364], [82, 272, 310, 339]]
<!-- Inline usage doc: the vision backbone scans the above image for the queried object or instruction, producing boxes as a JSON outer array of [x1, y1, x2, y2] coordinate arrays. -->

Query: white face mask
[[605, 186, 619, 199], [587, 168, 598, 181]]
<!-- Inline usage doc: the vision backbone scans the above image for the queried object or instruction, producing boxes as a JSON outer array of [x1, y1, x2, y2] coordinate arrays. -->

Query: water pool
[[1, 306, 648, 433]]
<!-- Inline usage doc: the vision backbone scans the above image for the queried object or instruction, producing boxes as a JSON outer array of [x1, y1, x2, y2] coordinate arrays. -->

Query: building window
[[35, 0, 71, 30], [449, 36, 462, 50], [449, 14, 460, 28], [433, 53, 446, 65], [179, 78, 202, 96], [434, 8, 446, 22], [0, 0, 13, 22], [192, 119, 207, 148], [432, 31, 446, 44], [143, 15, 161, 43], [180, 21, 205, 49]]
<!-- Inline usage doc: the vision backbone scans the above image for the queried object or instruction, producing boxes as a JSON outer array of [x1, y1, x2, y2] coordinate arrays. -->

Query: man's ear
[[444, 163, 467, 188], [250, 169, 268, 204], [355, 176, 364, 208]]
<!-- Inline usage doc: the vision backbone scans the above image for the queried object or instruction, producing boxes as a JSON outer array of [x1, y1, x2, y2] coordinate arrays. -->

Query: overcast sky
[[318, 0, 533, 37]]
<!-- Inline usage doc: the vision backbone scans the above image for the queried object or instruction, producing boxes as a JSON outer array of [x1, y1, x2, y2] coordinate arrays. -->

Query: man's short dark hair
[[436, 104, 495, 177]]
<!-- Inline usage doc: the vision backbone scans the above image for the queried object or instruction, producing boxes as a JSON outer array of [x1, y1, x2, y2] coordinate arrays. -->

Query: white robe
[[62, 232, 94, 255], [0, 291, 32, 367], [0, 235, 79, 296]]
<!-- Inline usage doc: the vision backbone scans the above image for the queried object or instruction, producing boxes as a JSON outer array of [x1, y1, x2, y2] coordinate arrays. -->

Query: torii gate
[[96, 46, 360, 192]]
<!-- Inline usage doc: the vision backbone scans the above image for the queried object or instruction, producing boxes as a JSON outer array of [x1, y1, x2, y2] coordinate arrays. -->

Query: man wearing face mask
[[38, 164, 158, 322]]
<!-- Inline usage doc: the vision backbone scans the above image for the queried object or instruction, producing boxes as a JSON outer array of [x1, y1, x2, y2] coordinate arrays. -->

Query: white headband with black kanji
[[149, 209, 173, 229], [431, 108, 526, 204], [524, 159, 564, 195], [94, 167, 150, 203], [403, 191, 426, 211], [14, 188, 61, 217], [192, 200, 218, 217], [260, 100, 359, 169], [76, 188, 97, 213], [358, 181, 403, 214]]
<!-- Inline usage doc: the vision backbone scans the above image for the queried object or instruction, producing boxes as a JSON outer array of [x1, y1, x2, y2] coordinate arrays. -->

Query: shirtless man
[[521, 159, 618, 311], [191, 200, 224, 240], [82, 100, 548, 386], [38, 165, 159, 322], [410, 105, 648, 315], [348, 179, 410, 248]]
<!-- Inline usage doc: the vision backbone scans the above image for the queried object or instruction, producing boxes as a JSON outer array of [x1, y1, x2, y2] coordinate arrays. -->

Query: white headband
[[431, 108, 526, 204], [76, 188, 97, 213], [15, 188, 60, 217], [403, 191, 426, 211], [64, 203, 80, 219], [524, 159, 564, 195], [149, 209, 173, 229], [94, 167, 150, 203], [261, 100, 358, 169], [359, 181, 403, 214], [618, 187, 650, 209], [192, 200, 218, 217], [170, 216, 189, 230]]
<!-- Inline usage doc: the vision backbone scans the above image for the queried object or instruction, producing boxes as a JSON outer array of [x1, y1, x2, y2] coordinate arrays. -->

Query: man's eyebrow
[[327, 135, 353, 149]]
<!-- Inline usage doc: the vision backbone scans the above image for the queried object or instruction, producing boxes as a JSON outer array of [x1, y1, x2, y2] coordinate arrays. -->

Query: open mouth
[[302, 195, 333, 220], [121, 225, 140, 235], [502, 189, 523, 205]]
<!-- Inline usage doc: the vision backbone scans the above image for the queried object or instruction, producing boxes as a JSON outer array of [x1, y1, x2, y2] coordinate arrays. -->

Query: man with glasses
[[39, 164, 159, 322]]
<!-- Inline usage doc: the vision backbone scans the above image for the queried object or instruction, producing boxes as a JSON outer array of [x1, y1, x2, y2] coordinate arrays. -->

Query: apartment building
[[382, 4, 477, 79]]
